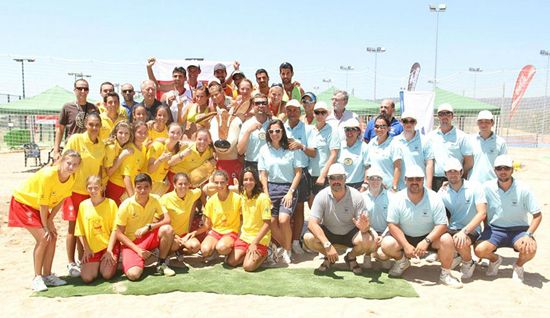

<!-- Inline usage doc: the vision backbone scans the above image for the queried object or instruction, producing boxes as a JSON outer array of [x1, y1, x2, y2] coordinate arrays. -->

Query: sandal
[[344, 253, 363, 274], [316, 258, 332, 273]]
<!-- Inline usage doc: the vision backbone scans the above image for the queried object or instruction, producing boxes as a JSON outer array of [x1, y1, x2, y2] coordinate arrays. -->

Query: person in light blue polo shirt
[[427, 103, 473, 192], [238, 93, 271, 171], [468, 110, 508, 184], [392, 111, 434, 190], [475, 155, 541, 283], [366, 115, 402, 191], [338, 118, 369, 190], [381, 165, 462, 288], [438, 158, 487, 279]]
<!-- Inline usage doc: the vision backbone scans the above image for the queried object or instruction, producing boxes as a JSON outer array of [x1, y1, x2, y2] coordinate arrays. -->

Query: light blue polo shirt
[[257, 144, 303, 183], [366, 136, 402, 189], [387, 188, 448, 237], [362, 189, 392, 234], [483, 179, 540, 228], [307, 122, 340, 177], [427, 126, 473, 177], [392, 131, 434, 189], [438, 180, 486, 233], [285, 120, 310, 168], [338, 138, 369, 184], [238, 117, 270, 162], [468, 133, 508, 184]]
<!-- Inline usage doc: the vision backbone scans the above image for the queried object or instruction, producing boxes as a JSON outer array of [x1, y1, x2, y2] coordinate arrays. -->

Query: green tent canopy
[[316, 87, 381, 115], [0, 86, 74, 115]]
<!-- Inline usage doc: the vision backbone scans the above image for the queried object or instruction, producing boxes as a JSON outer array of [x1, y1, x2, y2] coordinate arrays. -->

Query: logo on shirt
[[258, 132, 266, 140], [343, 158, 353, 166]]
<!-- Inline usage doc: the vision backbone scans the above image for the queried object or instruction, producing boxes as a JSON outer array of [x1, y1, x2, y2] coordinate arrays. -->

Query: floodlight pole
[[322, 78, 332, 89], [339, 66, 354, 91], [468, 67, 483, 98], [68, 72, 92, 82], [13, 58, 35, 98], [429, 4, 446, 91], [367, 47, 386, 101]]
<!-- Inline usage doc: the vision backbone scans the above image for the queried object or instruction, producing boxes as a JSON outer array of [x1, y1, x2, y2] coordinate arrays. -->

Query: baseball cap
[[444, 158, 463, 172], [400, 111, 417, 121], [301, 92, 317, 103], [494, 155, 513, 168], [214, 63, 226, 72], [286, 99, 301, 108], [477, 110, 494, 121], [343, 118, 360, 128], [232, 70, 245, 80], [437, 103, 454, 113], [405, 165, 425, 178], [187, 63, 200, 70], [367, 167, 384, 178], [314, 101, 329, 111], [327, 163, 347, 176]]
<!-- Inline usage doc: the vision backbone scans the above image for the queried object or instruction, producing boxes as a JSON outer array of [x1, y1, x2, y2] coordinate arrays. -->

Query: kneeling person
[[115, 173, 176, 280]]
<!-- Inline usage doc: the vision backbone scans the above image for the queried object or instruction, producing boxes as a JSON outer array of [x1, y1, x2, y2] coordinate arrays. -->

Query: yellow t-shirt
[[102, 142, 121, 186], [160, 189, 201, 236], [75, 198, 118, 253], [147, 141, 171, 183], [240, 192, 272, 246], [97, 102, 128, 119], [114, 194, 165, 241], [13, 166, 75, 210], [99, 113, 125, 142], [186, 103, 209, 123], [203, 191, 242, 234], [148, 126, 168, 142], [65, 132, 106, 195], [171, 142, 214, 174], [109, 143, 146, 187]]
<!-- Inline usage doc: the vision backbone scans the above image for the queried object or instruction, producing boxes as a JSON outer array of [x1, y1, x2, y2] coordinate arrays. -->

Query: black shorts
[[448, 228, 479, 245], [404, 234, 437, 252], [346, 182, 363, 191], [320, 225, 359, 248], [309, 174, 328, 196], [296, 169, 310, 203], [244, 160, 258, 171], [432, 176, 447, 192]]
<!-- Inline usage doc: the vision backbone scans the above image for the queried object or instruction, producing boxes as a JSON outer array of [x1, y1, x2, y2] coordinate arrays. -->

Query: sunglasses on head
[[344, 127, 359, 132], [314, 110, 327, 115], [302, 100, 315, 105], [271, 83, 283, 88], [328, 175, 345, 181], [495, 166, 512, 171], [402, 118, 416, 124], [75, 86, 89, 92], [268, 129, 282, 134]]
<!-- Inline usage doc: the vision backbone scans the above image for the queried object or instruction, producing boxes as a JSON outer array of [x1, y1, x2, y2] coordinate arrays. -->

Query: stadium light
[[367, 47, 386, 101], [339, 66, 354, 91], [322, 78, 332, 89], [468, 67, 483, 98], [68, 72, 92, 82], [541, 50, 550, 136], [13, 58, 35, 99], [429, 3, 446, 91]]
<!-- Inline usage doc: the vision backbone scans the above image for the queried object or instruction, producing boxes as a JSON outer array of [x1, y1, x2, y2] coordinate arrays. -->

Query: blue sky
[[1, 0, 549, 101]]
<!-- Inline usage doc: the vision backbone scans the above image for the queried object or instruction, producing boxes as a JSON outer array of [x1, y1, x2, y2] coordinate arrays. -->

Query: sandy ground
[[1, 147, 549, 317]]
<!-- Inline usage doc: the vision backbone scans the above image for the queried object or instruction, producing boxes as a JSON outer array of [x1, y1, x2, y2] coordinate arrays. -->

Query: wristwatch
[[323, 241, 332, 249], [526, 232, 534, 238], [424, 237, 432, 244]]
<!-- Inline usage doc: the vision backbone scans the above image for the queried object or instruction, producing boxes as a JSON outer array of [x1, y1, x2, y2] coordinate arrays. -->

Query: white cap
[[444, 158, 463, 172], [314, 101, 329, 111], [327, 163, 347, 176], [477, 110, 494, 121], [494, 155, 513, 168], [405, 165, 425, 178], [343, 118, 360, 128], [367, 167, 384, 178], [437, 103, 454, 113], [400, 111, 417, 121], [286, 99, 301, 108]]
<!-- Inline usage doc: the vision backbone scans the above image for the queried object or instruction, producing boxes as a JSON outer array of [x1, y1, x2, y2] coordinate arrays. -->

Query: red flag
[[407, 63, 421, 91], [510, 65, 536, 119]]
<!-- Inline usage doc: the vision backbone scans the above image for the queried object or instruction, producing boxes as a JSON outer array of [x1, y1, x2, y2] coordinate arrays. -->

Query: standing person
[[62, 112, 105, 277], [438, 158, 487, 279], [115, 173, 176, 280], [303, 163, 376, 274], [200, 170, 242, 262], [366, 115, 402, 191], [392, 111, 434, 190], [338, 118, 369, 190], [182, 86, 210, 135], [475, 155, 542, 283], [381, 166, 463, 288], [136, 80, 163, 121], [121, 83, 138, 116], [363, 99, 403, 143], [185, 63, 203, 91], [469, 110, 508, 184], [231, 78, 254, 121], [213, 63, 233, 97], [148, 105, 172, 142], [131, 105, 149, 123], [300, 92, 317, 125], [254, 68, 270, 96], [103, 122, 133, 197], [209, 82, 232, 112], [326, 90, 359, 141], [279, 62, 304, 101], [54, 79, 99, 160], [96, 82, 127, 119], [268, 84, 286, 119], [427, 103, 473, 191], [8, 150, 81, 291], [99, 92, 126, 142], [238, 93, 271, 171], [76, 176, 119, 283], [147, 58, 192, 100], [147, 123, 183, 195], [258, 119, 303, 264], [226, 167, 272, 271]]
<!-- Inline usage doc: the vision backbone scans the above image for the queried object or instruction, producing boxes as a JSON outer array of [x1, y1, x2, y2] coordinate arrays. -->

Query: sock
[[441, 268, 451, 276], [159, 258, 166, 265]]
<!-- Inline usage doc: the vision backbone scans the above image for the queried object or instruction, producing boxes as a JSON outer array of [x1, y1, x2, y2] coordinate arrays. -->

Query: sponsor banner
[[510, 65, 536, 119], [407, 62, 421, 91]]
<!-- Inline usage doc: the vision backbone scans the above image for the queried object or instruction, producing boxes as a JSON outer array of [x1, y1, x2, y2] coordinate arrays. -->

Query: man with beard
[[363, 99, 403, 143], [304, 163, 375, 274], [474, 155, 541, 283], [213, 63, 233, 97], [120, 83, 139, 116], [185, 63, 203, 92], [326, 90, 359, 142], [254, 69, 270, 96], [279, 62, 304, 102], [147, 57, 192, 100]]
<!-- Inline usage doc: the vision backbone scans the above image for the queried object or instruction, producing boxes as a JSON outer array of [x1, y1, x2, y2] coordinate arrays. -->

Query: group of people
[[8, 60, 541, 292]]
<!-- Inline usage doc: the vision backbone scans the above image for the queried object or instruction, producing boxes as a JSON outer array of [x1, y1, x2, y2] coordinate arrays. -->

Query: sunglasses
[[344, 127, 359, 132], [328, 175, 345, 181], [406, 177, 423, 182], [254, 101, 268, 106], [402, 118, 416, 124], [314, 110, 327, 115], [122, 89, 134, 93], [268, 129, 282, 134], [374, 125, 388, 129], [302, 100, 315, 105], [368, 176, 382, 181], [270, 83, 283, 88], [438, 111, 453, 116], [75, 87, 89, 92], [495, 166, 512, 171]]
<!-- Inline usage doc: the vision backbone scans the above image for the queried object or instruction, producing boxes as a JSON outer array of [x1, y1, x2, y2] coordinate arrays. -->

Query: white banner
[[152, 59, 234, 82], [400, 90, 435, 134]]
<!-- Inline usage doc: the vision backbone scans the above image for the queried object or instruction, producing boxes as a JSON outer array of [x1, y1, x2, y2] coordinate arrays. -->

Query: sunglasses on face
[[122, 89, 134, 93], [254, 101, 268, 106], [268, 129, 282, 134], [314, 110, 327, 115], [374, 125, 388, 129], [344, 127, 359, 132], [438, 111, 453, 116], [75, 87, 89, 92], [495, 166, 512, 171], [368, 176, 382, 181], [402, 118, 416, 124], [406, 177, 423, 182], [328, 175, 345, 181], [302, 100, 315, 105]]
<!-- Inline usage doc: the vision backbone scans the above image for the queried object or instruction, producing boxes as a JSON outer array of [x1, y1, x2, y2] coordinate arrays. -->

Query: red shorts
[[62, 192, 90, 221], [121, 228, 160, 273], [83, 244, 121, 263], [166, 171, 175, 192], [234, 238, 268, 257], [8, 197, 43, 228], [207, 230, 238, 241], [105, 181, 125, 206], [216, 159, 243, 185]]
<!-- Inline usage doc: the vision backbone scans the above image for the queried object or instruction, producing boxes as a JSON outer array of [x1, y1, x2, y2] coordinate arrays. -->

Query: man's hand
[[516, 236, 537, 254], [453, 231, 469, 250], [315, 176, 326, 186], [325, 245, 338, 263], [135, 225, 149, 239], [414, 240, 430, 258], [352, 214, 370, 233], [403, 243, 416, 258], [147, 57, 156, 68]]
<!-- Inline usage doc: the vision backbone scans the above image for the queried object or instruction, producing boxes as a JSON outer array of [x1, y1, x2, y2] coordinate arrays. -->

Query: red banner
[[510, 65, 536, 119]]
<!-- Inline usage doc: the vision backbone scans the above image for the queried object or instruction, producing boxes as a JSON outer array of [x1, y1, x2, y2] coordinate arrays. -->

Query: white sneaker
[[67, 262, 81, 277], [451, 255, 462, 270], [156, 263, 176, 276], [292, 240, 305, 255], [362, 256, 373, 269], [460, 260, 476, 279], [440, 272, 463, 289], [486, 255, 502, 276], [280, 250, 292, 265], [389, 257, 410, 277], [43, 274, 67, 286], [512, 264, 525, 283], [32, 276, 48, 292], [424, 252, 438, 262]]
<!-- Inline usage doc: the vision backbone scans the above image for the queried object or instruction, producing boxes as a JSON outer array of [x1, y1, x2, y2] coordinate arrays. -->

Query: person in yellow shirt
[[226, 167, 272, 272], [106, 121, 148, 205], [200, 170, 242, 262], [8, 150, 81, 292], [147, 123, 183, 195], [76, 176, 119, 283], [99, 92, 126, 142], [182, 86, 211, 136], [147, 105, 171, 143], [97, 82, 128, 120], [104, 121, 133, 202], [131, 105, 149, 123], [62, 112, 106, 278], [161, 173, 205, 265], [114, 173, 176, 280]]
